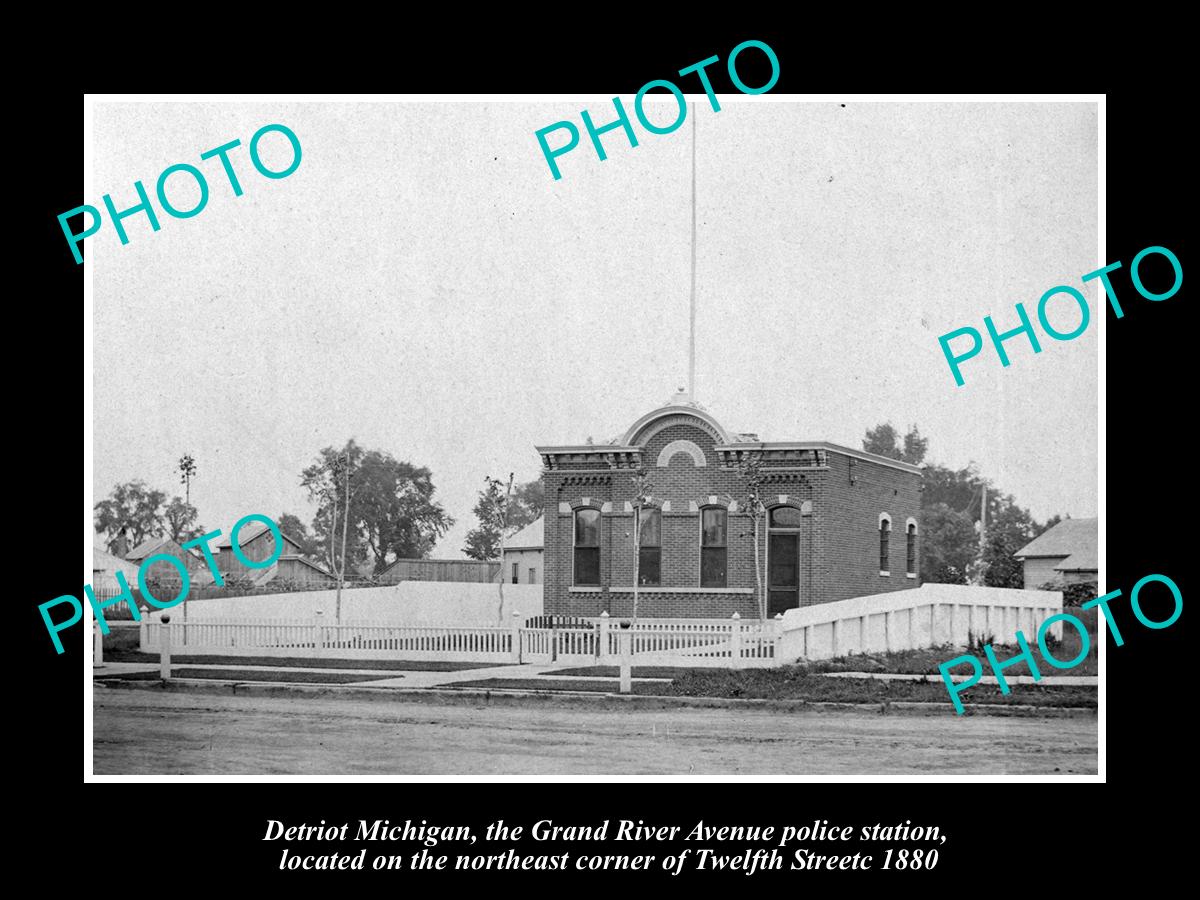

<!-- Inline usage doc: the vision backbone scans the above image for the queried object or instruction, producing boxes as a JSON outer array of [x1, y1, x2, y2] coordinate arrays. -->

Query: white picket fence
[[139, 612, 780, 668], [137, 585, 1066, 670]]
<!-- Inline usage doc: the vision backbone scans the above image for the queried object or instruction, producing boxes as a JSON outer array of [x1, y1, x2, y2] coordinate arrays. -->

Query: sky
[[91, 99, 1098, 558]]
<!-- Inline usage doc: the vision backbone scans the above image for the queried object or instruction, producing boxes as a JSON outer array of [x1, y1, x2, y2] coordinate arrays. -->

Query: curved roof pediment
[[622, 404, 730, 446]]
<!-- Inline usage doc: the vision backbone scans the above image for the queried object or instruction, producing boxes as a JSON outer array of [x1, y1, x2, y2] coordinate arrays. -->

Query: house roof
[[125, 536, 175, 560], [1015, 517, 1098, 569], [214, 521, 302, 550], [92, 545, 141, 577], [279, 554, 336, 577], [507, 517, 543, 551], [1055, 551, 1098, 572]]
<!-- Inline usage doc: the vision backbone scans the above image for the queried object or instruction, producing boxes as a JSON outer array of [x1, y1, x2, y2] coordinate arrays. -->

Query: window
[[879, 516, 891, 574], [770, 506, 803, 528], [512, 561, 519, 584], [907, 522, 917, 576], [574, 508, 601, 586], [529, 567, 537, 585], [637, 507, 661, 586], [701, 507, 727, 587]]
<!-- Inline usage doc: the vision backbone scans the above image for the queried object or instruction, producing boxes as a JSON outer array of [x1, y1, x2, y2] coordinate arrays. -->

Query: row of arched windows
[[879, 513, 918, 576], [573, 507, 731, 588]]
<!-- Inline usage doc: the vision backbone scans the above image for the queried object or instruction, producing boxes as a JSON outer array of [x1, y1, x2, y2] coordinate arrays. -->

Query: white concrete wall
[[778, 583, 1064, 662], [147, 581, 543, 624]]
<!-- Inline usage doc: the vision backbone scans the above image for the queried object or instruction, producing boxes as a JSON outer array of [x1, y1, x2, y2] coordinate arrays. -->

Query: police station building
[[536, 392, 923, 619]]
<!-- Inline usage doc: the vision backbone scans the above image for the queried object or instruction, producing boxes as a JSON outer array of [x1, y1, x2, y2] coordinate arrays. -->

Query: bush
[[1036, 579, 1098, 608]]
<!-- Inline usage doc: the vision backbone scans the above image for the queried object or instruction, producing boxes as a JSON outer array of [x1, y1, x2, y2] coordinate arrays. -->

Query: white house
[[1015, 517, 1098, 588], [504, 517, 544, 585]]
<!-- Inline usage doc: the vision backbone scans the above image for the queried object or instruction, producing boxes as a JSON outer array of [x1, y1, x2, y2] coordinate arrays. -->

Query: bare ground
[[92, 689, 1097, 776]]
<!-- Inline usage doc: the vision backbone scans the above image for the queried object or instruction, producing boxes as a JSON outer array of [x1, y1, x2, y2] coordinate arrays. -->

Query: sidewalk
[[93, 661, 672, 688]]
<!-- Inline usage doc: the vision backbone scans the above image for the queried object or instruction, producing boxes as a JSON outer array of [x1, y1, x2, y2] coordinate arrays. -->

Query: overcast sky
[[91, 99, 1098, 557]]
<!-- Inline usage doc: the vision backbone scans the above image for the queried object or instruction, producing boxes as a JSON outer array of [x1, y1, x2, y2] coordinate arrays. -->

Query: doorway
[[768, 533, 799, 615]]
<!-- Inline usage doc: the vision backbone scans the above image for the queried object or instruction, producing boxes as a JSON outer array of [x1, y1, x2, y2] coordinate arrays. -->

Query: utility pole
[[337, 451, 352, 623]]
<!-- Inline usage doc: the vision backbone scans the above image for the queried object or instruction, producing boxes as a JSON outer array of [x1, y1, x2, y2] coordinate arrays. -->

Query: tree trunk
[[632, 504, 640, 624], [753, 513, 765, 623]]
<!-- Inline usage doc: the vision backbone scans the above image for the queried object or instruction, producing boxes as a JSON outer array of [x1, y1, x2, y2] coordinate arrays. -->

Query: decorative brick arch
[[656, 439, 707, 468], [623, 406, 730, 446], [557, 497, 610, 514]]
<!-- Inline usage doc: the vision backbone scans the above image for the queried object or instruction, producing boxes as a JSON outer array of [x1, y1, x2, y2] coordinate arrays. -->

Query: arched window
[[574, 508, 601, 586], [637, 507, 661, 586], [879, 514, 891, 575], [769, 506, 803, 528], [906, 519, 918, 576], [701, 507, 727, 588]]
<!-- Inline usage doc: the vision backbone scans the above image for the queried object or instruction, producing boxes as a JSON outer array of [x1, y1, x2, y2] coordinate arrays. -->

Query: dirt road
[[92, 689, 1097, 775]]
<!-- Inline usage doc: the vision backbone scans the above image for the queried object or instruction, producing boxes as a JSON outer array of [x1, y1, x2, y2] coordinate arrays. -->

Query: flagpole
[[688, 103, 697, 401]]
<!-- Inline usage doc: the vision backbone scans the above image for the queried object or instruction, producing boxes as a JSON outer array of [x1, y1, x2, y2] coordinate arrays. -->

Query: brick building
[[536, 392, 923, 619]]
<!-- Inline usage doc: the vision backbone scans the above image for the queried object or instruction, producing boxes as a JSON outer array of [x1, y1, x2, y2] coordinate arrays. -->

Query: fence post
[[139, 614, 148, 652], [618, 621, 632, 694], [773, 612, 783, 660], [160, 614, 172, 682], [730, 612, 742, 669], [314, 610, 324, 658], [511, 610, 522, 663], [93, 620, 104, 669], [598, 611, 611, 664]]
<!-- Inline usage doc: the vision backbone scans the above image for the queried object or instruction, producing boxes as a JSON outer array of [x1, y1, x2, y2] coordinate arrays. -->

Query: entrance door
[[768, 532, 800, 616]]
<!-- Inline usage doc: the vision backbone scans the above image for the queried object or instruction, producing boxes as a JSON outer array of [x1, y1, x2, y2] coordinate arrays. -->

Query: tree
[[352, 451, 453, 573], [919, 503, 976, 584], [509, 480, 544, 531], [302, 442, 361, 622], [164, 496, 203, 545], [464, 478, 541, 559], [472, 474, 514, 623], [277, 513, 322, 559], [981, 499, 1040, 589], [629, 468, 654, 623], [863, 423, 928, 465], [735, 451, 768, 623], [94, 480, 168, 546], [178, 454, 197, 504], [863, 423, 1062, 589]]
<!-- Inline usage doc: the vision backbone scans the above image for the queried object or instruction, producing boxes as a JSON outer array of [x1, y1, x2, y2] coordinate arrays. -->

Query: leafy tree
[[163, 497, 203, 545], [919, 503, 977, 584], [863, 423, 928, 465], [863, 424, 1063, 588], [735, 452, 768, 623], [94, 480, 168, 546], [277, 513, 322, 559], [630, 468, 654, 623], [178, 454, 197, 504], [467, 474, 514, 623], [302, 442, 362, 621], [981, 501, 1040, 588], [352, 451, 453, 573], [509, 480, 544, 531], [464, 477, 540, 560]]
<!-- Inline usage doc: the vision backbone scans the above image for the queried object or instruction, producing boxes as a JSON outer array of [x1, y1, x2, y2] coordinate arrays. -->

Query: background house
[[1015, 517, 1098, 588], [93, 540, 142, 593], [206, 522, 337, 588], [124, 535, 200, 582], [505, 517, 543, 585]]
